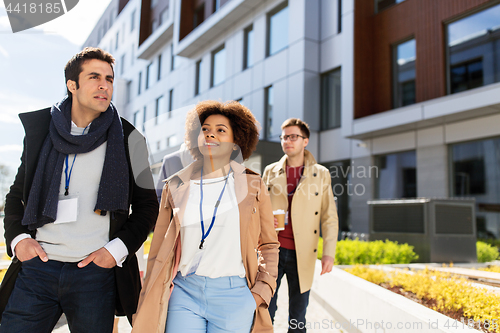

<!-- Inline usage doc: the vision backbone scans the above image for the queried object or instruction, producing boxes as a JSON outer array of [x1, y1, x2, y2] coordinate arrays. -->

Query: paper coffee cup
[[273, 209, 286, 231]]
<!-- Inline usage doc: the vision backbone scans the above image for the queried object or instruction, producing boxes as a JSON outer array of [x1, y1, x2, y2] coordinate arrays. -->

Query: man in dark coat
[[0, 47, 158, 332]]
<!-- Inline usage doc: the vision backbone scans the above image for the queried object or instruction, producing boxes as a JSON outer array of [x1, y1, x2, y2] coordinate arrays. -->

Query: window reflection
[[375, 151, 416, 199], [447, 4, 500, 94], [244, 25, 254, 69], [211, 45, 225, 87], [394, 39, 416, 107], [267, 3, 288, 56], [451, 138, 500, 239], [264, 86, 274, 139], [321, 68, 342, 130]]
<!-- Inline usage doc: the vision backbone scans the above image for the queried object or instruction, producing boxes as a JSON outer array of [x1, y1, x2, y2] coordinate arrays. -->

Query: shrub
[[477, 241, 500, 263], [344, 264, 387, 284], [346, 265, 500, 333], [317, 238, 419, 264], [479, 266, 500, 273]]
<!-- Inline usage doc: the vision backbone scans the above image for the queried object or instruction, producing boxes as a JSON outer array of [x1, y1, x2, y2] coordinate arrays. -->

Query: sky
[[0, 0, 113, 181]]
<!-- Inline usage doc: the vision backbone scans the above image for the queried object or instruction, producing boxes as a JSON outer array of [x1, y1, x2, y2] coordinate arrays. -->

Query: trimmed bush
[[346, 265, 500, 333], [477, 241, 500, 263], [317, 238, 419, 264]]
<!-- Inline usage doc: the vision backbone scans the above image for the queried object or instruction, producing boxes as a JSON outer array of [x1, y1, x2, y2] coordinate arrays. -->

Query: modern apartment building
[[83, 0, 500, 240]]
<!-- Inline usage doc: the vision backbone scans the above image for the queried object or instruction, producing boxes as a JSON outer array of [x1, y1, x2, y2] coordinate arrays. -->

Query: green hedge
[[317, 238, 419, 265], [477, 241, 500, 263], [318, 238, 500, 264]]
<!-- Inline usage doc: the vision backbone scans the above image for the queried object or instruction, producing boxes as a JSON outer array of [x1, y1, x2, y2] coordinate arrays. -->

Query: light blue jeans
[[165, 272, 256, 333]]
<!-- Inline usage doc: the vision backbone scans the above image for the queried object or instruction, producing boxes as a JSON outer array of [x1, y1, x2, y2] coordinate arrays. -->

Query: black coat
[[0, 108, 159, 323]]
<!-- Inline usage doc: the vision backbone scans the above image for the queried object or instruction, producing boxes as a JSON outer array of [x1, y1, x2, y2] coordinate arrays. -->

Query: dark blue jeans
[[0, 257, 115, 333], [268, 247, 310, 333]]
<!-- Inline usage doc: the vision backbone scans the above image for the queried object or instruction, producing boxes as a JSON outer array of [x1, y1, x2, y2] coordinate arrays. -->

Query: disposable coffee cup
[[273, 209, 286, 231]]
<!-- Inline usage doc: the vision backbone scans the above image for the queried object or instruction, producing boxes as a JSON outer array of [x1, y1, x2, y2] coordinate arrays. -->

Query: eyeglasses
[[279, 134, 306, 142]]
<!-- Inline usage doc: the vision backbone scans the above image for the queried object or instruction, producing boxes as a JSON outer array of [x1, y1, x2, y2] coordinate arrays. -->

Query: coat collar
[[271, 149, 317, 178], [165, 159, 257, 210]]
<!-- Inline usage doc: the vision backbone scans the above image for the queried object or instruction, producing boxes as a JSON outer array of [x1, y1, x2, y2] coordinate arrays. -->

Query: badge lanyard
[[64, 125, 89, 196], [198, 166, 232, 249]]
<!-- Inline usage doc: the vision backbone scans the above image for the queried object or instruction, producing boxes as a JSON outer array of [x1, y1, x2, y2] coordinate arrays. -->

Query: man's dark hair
[[281, 118, 310, 138], [64, 47, 115, 97]]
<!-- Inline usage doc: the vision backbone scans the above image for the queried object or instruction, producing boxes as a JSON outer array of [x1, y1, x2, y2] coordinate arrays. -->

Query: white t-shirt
[[178, 174, 246, 278]]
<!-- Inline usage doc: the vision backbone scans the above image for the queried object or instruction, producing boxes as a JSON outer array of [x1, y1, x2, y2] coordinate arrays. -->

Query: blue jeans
[[0, 257, 115, 333], [165, 272, 255, 333], [268, 247, 310, 333]]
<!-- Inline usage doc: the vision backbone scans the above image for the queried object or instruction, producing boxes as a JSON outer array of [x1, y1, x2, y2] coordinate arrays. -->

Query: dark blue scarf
[[22, 97, 130, 230]]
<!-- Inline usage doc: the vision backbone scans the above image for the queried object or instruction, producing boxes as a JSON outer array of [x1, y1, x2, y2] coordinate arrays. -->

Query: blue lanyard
[[64, 125, 89, 196], [198, 166, 232, 249]]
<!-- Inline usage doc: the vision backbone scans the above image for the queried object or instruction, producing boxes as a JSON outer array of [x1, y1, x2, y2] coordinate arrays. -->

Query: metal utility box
[[368, 198, 477, 263]]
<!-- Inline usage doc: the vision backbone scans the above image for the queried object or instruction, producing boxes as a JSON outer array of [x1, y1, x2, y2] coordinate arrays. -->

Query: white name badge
[[186, 247, 205, 276], [54, 197, 78, 224]]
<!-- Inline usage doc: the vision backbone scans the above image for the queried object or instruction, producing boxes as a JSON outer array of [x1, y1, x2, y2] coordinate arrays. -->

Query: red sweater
[[278, 165, 304, 250]]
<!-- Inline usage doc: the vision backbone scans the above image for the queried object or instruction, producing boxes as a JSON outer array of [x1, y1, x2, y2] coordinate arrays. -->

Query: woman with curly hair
[[132, 100, 279, 333]]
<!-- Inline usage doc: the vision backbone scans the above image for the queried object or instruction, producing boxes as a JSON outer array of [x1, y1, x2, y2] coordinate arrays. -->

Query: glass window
[[194, 4, 205, 29], [137, 71, 142, 95], [160, 7, 169, 26], [115, 32, 119, 50], [264, 86, 274, 140], [143, 106, 147, 127], [133, 110, 140, 127], [131, 10, 136, 32], [146, 63, 152, 90], [213, 0, 220, 13], [243, 25, 254, 70], [375, 150, 416, 199], [321, 68, 342, 130], [157, 54, 162, 81], [126, 81, 132, 104], [393, 39, 416, 108], [195, 59, 202, 96], [338, 0, 342, 33], [168, 89, 173, 118], [120, 54, 125, 75], [322, 160, 351, 234], [451, 59, 483, 93], [167, 135, 177, 147], [155, 95, 164, 124], [267, 2, 288, 56], [170, 44, 179, 71], [447, 4, 500, 94], [211, 45, 225, 87], [451, 138, 500, 239], [375, 0, 406, 13]]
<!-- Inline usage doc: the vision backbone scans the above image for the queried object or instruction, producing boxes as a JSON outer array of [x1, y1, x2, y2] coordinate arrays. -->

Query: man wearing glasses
[[262, 118, 338, 333]]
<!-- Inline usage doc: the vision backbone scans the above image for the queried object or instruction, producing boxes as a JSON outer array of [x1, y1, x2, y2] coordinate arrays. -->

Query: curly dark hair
[[185, 100, 260, 161], [64, 47, 115, 98]]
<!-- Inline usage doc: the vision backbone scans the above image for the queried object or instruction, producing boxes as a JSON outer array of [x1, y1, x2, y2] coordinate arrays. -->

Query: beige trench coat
[[262, 150, 338, 293], [132, 160, 279, 333]]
